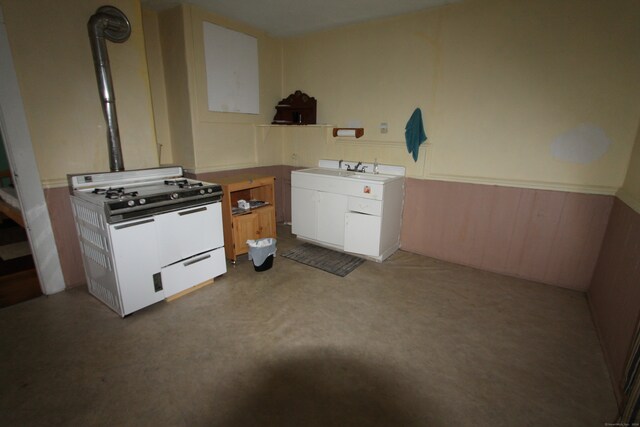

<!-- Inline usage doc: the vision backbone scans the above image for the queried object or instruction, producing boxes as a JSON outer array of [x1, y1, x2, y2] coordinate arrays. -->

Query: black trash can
[[247, 238, 277, 271]]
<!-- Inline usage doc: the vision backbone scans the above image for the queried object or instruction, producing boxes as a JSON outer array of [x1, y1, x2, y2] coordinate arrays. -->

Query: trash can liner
[[247, 238, 277, 267]]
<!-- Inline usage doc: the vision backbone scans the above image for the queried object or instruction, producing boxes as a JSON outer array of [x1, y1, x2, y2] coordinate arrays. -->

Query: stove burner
[[164, 179, 204, 189], [91, 187, 122, 195], [164, 179, 188, 186], [105, 191, 138, 200], [92, 187, 139, 200], [179, 182, 203, 189]]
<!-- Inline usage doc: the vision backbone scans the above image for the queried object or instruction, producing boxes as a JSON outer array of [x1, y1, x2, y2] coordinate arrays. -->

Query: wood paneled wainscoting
[[39, 171, 615, 296], [589, 198, 640, 404], [43, 186, 85, 288], [401, 178, 613, 291]]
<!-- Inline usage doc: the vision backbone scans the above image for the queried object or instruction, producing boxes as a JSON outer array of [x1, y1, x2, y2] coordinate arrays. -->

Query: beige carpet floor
[[0, 224, 616, 426]]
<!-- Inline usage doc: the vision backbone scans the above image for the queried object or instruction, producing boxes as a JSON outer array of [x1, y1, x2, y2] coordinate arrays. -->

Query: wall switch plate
[[380, 122, 388, 134]]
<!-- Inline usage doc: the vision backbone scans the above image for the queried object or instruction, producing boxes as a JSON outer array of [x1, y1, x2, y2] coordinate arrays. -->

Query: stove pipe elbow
[[87, 6, 131, 172]]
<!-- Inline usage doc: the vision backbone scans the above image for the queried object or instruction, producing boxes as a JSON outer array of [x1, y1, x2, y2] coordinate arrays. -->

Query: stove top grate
[[164, 179, 204, 189], [92, 187, 139, 199]]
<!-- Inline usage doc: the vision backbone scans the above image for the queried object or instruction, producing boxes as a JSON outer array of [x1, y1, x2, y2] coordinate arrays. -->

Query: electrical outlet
[[380, 122, 388, 134]]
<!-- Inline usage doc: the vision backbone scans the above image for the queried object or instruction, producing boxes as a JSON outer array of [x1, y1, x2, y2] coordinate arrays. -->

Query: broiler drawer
[[161, 247, 226, 298], [347, 196, 382, 216]]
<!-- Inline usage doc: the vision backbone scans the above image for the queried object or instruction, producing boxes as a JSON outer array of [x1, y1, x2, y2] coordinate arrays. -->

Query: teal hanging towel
[[405, 108, 427, 162]]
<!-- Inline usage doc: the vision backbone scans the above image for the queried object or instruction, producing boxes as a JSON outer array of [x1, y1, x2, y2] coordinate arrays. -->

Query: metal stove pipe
[[87, 6, 131, 172]]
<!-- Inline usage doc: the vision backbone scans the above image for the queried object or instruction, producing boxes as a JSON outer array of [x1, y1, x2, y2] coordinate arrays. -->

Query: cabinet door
[[256, 205, 276, 238], [109, 218, 164, 315], [317, 191, 348, 247], [291, 187, 317, 239], [232, 213, 259, 255], [344, 212, 382, 257]]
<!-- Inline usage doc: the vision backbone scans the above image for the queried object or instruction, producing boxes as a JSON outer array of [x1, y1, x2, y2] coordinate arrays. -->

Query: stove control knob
[[171, 192, 179, 200], [199, 189, 205, 195], [127, 200, 135, 207], [207, 188, 213, 193], [139, 198, 146, 205]]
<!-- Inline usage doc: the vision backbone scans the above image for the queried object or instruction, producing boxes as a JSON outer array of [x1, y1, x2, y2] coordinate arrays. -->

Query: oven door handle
[[178, 206, 208, 216], [183, 253, 211, 267], [114, 218, 155, 229]]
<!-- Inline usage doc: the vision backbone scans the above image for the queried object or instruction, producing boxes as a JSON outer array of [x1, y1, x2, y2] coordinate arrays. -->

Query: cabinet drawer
[[161, 247, 226, 298], [348, 197, 382, 216]]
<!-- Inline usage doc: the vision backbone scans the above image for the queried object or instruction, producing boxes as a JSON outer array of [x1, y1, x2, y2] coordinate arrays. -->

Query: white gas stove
[[68, 166, 227, 316]]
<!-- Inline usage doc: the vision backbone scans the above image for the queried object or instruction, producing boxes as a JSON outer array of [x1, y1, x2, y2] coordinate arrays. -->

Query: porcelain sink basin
[[298, 168, 401, 183]]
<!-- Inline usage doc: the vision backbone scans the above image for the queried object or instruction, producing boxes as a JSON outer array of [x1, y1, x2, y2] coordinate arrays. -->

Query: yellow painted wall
[[618, 122, 640, 213], [281, 0, 640, 194], [2, 0, 638, 195], [156, 5, 194, 169], [186, 5, 283, 172], [0, 0, 158, 186], [149, 4, 283, 173], [142, 7, 172, 165]]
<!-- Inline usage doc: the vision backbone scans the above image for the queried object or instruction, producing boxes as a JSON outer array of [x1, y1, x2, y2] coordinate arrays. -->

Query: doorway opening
[[0, 133, 41, 307]]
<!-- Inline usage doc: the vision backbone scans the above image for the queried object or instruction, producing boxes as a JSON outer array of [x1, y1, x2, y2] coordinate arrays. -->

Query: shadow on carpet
[[281, 243, 364, 277]]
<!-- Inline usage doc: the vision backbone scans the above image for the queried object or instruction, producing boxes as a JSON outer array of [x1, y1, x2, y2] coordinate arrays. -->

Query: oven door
[[154, 202, 224, 267], [109, 217, 165, 315]]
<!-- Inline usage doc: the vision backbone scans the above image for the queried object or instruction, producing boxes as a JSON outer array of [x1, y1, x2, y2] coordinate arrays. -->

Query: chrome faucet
[[345, 161, 368, 172], [338, 159, 343, 170], [346, 162, 359, 171]]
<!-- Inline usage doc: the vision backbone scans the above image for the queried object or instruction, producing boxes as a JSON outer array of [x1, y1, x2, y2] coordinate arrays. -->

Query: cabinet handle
[[183, 253, 211, 267], [178, 206, 207, 216], [114, 218, 155, 229]]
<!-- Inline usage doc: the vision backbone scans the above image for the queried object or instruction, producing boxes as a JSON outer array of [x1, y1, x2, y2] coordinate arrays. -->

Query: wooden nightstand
[[217, 175, 276, 262]]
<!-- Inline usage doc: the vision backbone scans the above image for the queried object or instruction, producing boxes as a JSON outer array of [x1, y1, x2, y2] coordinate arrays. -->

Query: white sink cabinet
[[291, 166, 404, 262]]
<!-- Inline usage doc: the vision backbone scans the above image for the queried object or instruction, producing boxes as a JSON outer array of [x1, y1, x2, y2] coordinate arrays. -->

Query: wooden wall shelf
[[272, 90, 317, 125]]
